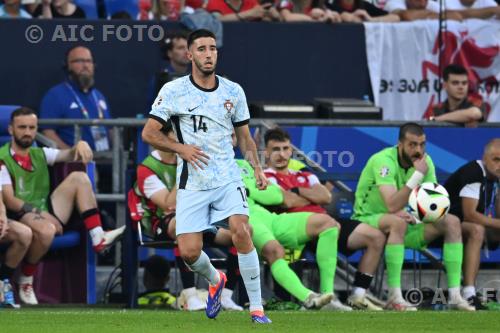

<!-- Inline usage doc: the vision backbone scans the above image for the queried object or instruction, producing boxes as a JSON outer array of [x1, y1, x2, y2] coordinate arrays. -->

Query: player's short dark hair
[[187, 29, 216, 48], [264, 127, 291, 146], [10, 107, 36, 124], [144, 255, 170, 281], [399, 122, 424, 141], [161, 31, 188, 60], [443, 64, 467, 81]]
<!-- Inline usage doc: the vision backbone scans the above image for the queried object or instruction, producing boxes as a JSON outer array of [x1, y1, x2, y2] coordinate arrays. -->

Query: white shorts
[[175, 180, 249, 235]]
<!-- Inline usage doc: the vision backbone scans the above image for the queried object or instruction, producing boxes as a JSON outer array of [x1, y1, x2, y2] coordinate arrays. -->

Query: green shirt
[[236, 159, 284, 222], [352, 146, 437, 218]]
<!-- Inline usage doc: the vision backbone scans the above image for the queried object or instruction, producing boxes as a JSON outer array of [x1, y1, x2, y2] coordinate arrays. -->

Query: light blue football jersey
[[149, 75, 250, 190]]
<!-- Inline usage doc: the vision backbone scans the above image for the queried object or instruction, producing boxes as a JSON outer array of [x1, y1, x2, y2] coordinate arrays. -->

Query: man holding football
[[352, 122, 473, 311]]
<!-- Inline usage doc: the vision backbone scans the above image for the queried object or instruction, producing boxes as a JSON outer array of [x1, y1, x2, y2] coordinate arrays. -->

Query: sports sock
[[238, 249, 263, 312], [443, 243, 463, 289], [316, 227, 338, 294], [185, 251, 220, 286], [449, 287, 461, 302], [0, 264, 16, 281], [225, 247, 239, 290], [271, 258, 311, 302], [81, 208, 104, 246], [385, 243, 404, 288], [21, 262, 38, 278], [463, 286, 476, 300], [352, 271, 373, 297]]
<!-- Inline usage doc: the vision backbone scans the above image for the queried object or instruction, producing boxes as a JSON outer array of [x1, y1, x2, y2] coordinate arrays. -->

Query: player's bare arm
[[462, 197, 500, 229], [0, 199, 8, 240], [235, 124, 268, 190], [1, 184, 63, 234], [142, 118, 209, 170], [295, 183, 332, 205], [54, 140, 93, 164], [434, 107, 483, 124]]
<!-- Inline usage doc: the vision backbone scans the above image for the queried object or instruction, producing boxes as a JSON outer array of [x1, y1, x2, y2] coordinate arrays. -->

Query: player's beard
[[69, 70, 94, 91], [14, 134, 34, 149], [401, 148, 421, 167], [194, 58, 216, 76]]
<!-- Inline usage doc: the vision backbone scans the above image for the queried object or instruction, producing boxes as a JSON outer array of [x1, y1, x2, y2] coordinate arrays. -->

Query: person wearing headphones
[[39, 45, 111, 151]]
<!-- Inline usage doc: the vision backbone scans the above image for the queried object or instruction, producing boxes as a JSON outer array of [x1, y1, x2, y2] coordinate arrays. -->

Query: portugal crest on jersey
[[224, 99, 233, 113]]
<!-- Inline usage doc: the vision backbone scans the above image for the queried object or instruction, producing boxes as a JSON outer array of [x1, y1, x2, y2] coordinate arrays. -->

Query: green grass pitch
[[1, 309, 500, 333]]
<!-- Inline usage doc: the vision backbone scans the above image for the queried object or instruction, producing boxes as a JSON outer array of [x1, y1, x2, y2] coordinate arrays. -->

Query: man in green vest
[[0, 107, 125, 305], [0, 161, 32, 308]]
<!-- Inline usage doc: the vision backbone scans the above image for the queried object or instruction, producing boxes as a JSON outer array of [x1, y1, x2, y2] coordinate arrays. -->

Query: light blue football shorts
[[175, 180, 249, 236]]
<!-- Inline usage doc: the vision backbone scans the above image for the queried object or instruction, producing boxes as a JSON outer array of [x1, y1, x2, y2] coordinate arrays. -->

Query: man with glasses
[[39, 46, 112, 151]]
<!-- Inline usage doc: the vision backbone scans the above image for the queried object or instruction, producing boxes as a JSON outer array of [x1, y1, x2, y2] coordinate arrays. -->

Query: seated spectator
[[324, 0, 400, 22], [0, 107, 125, 305], [32, 0, 86, 19], [142, 0, 189, 20], [110, 10, 133, 19], [445, 0, 498, 10], [384, 0, 462, 21], [0, 164, 32, 308], [138, 255, 177, 307], [278, 0, 341, 22], [429, 64, 485, 127], [0, 0, 32, 18], [39, 46, 111, 151], [443, 139, 500, 310], [206, 0, 280, 21]]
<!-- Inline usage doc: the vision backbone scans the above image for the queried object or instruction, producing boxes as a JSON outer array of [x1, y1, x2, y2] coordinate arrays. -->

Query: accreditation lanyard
[[485, 181, 498, 218], [65, 82, 104, 120]]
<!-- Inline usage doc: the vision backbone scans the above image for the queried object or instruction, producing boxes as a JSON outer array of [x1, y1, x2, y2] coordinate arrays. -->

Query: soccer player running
[[352, 123, 474, 311], [142, 29, 271, 323]]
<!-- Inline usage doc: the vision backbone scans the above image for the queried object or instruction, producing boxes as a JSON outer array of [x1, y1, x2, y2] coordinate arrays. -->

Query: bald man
[[444, 138, 500, 309]]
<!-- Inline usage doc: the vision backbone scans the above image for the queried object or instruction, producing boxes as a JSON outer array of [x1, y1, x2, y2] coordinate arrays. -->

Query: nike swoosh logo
[[250, 275, 259, 280], [188, 105, 200, 112]]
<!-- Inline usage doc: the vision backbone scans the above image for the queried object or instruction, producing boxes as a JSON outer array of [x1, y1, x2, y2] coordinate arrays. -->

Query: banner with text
[[365, 19, 500, 121]]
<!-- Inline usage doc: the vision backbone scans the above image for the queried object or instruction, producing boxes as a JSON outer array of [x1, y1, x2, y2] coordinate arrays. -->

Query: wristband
[[406, 171, 424, 190], [290, 187, 300, 195]]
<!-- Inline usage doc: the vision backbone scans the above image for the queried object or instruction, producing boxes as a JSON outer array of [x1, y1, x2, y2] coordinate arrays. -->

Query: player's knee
[[68, 171, 91, 185], [390, 218, 408, 235], [178, 244, 202, 264], [262, 242, 285, 264], [232, 223, 252, 242], [467, 224, 485, 243], [33, 223, 57, 246], [442, 215, 461, 235], [317, 215, 339, 233], [17, 225, 33, 249], [370, 230, 386, 251]]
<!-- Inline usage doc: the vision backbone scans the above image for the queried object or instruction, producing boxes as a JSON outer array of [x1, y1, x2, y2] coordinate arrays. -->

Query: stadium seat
[[32, 162, 96, 304], [104, 0, 139, 18], [74, 0, 99, 18]]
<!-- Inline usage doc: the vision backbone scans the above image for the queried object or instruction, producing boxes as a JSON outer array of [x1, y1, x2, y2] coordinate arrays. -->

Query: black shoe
[[468, 295, 488, 310]]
